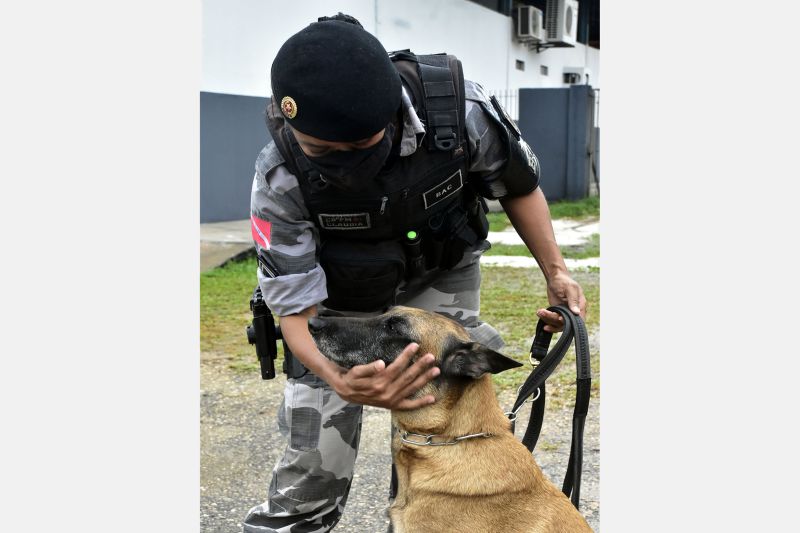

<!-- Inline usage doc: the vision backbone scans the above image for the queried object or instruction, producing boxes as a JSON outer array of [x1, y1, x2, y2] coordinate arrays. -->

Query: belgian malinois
[[308, 306, 593, 533]]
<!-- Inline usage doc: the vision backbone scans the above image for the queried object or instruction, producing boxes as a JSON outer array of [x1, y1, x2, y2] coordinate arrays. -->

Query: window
[[516, 60, 525, 71], [467, 0, 513, 16]]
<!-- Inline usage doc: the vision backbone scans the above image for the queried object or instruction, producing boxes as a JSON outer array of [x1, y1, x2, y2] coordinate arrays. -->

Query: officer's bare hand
[[330, 343, 439, 410], [537, 271, 587, 332]]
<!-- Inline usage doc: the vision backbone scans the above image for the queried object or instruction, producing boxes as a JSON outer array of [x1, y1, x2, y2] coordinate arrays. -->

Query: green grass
[[561, 233, 599, 259], [480, 266, 599, 406], [547, 196, 599, 219], [201, 196, 601, 400], [485, 196, 599, 233], [484, 233, 599, 260], [200, 257, 282, 373], [484, 243, 531, 256], [486, 211, 513, 232], [200, 257, 600, 405]]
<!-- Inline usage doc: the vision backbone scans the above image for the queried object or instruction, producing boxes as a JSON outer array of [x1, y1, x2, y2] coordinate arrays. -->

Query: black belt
[[509, 305, 592, 510]]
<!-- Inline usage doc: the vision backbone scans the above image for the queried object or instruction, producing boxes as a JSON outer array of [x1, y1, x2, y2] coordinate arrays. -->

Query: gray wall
[[200, 86, 599, 223], [518, 85, 597, 201], [200, 91, 271, 223]]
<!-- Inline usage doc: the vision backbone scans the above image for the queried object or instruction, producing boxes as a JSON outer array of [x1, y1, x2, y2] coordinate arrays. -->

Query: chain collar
[[400, 430, 494, 447]]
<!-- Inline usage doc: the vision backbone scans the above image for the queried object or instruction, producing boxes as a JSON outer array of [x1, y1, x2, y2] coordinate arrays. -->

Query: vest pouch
[[427, 201, 480, 271], [320, 239, 406, 312], [469, 198, 490, 241]]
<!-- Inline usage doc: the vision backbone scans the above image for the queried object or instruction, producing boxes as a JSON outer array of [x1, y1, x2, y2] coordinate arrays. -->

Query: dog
[[308, 306, 593, 533]]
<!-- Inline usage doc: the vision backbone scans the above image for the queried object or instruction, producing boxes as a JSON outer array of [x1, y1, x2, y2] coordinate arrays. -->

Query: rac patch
[[423, 169, 463, 210], [318, 213, 371, 230]]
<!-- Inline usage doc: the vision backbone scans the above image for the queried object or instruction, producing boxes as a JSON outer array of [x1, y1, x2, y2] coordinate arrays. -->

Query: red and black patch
[[251, 215, 272, 249]]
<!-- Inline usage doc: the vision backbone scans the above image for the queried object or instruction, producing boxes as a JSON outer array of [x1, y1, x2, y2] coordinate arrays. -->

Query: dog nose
[[308, 316, 327, 333]]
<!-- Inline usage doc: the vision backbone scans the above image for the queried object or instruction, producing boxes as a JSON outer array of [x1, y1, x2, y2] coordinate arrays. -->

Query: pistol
[[246, 285, 281, 380]]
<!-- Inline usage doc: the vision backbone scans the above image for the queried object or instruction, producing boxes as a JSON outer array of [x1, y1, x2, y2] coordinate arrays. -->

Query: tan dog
[[308, 306, 593, 533]]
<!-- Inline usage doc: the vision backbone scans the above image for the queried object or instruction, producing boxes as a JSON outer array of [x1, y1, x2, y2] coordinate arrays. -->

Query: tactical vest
[[266, 51, 489, 312]]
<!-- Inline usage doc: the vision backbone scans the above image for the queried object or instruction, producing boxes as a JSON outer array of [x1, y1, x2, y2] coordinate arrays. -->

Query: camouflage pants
[[242, 244, 504, 533]]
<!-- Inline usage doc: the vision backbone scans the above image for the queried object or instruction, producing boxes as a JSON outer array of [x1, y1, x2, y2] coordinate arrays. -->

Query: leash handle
[[510, 305, 592, 511], [511, 306, 574, 414]]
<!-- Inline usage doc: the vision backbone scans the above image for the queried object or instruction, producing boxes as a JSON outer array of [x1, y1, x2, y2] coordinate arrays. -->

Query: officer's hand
[[330, 343, 439, 410], [537, 271, 587, 333]]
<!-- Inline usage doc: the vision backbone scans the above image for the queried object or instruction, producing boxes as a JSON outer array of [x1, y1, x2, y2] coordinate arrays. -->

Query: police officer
[[243, 13, 587, 533]]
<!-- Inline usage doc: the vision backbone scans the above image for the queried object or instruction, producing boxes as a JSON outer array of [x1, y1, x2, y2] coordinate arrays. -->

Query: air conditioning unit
[[545, 0, 579, 46], [516, 5, 546, 43], [563, 66, 591, 85]]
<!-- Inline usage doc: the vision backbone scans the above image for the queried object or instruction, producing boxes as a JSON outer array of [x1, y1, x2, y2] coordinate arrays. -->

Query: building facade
[[201, 0, 600, 221]]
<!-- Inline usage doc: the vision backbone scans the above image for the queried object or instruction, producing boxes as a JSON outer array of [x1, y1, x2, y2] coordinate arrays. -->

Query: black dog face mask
[[304, 123, 395, 191]]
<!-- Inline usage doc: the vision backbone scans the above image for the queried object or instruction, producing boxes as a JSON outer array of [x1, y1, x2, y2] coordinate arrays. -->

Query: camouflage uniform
[[243, 81, 529, 532]]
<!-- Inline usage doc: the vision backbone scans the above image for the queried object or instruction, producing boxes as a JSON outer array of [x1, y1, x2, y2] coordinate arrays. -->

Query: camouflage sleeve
[[464, 79, 540, 199], [250, 143, 328, 316]]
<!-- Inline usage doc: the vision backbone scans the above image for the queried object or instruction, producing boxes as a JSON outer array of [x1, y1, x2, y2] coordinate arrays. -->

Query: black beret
[[270, 19, 402, 142]]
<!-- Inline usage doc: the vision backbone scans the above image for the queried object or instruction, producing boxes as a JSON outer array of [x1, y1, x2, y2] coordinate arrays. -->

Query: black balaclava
[[301, 122, 396, 191]]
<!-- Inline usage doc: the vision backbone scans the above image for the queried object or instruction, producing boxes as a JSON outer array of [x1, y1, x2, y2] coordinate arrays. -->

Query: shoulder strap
[[416, 54, 465, 152], [390, 51, 466, 153]]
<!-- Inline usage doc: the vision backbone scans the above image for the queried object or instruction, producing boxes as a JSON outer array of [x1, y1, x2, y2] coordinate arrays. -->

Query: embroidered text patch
[[423, 169, 463, 210], [318, 213, 372, 230]]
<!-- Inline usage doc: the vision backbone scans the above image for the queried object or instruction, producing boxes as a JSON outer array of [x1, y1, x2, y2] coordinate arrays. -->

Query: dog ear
[[440, 341, 523, 379]]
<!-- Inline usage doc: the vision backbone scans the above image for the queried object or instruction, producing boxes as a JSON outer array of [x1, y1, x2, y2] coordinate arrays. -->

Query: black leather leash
[[508, 305, 592, 510]]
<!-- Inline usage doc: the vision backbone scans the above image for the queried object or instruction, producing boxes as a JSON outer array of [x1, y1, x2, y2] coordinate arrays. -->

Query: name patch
[[423, 170, 463, 210], [318, 213, 371, 230]]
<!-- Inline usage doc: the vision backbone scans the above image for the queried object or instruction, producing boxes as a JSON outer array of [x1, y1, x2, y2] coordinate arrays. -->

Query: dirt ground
[[200, 340, 600, 532]]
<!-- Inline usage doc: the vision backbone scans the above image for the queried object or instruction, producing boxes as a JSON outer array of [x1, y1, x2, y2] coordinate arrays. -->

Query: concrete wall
[[518, 85, 596, 201], [370, 1, 511, 96], [200, 92, 271, 223], [202, 0, 376, 98], [201, 0, 600, 101], [508, 37, 600, 91]]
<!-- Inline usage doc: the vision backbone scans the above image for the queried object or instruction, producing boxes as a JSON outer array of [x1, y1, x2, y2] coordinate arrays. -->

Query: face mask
[[304, 123, 395, 191]]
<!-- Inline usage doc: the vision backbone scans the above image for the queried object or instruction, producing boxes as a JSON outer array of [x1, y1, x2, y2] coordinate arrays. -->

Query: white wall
[[371, 0, 511, 92], [202, 0, 599, 104], [508, 39, 600, 90], [202, 0, 377, 97]]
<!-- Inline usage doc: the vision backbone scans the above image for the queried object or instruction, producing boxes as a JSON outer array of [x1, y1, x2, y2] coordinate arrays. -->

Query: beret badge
[[280, 96, 298, 119]]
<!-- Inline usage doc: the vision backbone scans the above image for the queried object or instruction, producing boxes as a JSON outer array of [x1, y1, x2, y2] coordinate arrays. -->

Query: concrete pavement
[[200, 219, 256, 272]]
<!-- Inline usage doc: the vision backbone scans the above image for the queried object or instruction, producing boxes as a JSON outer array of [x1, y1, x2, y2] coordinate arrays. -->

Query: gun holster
[[282, 343, 309, 379], [246, 286, 280, 380], [246, 285, 309, 380]]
